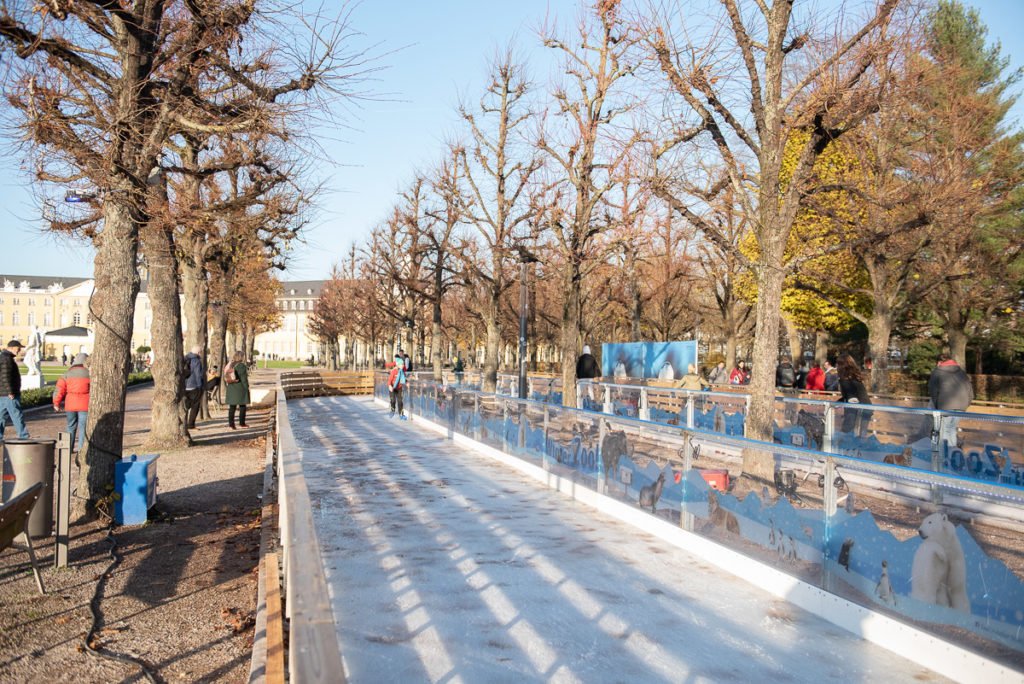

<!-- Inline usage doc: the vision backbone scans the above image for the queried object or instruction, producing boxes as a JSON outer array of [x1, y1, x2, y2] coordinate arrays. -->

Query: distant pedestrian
[[61, 353, 68, 367], [0, 339, 28, 439], [823, 359, 840, 392], [805, 360, 825, 391], [224, 350, 250, 429], [676, 363, 708, 391], [183, 345, 204, 429], [928, 352, 973, 448], [53, 353, 90, 450], [576, 345, 600, 380], [388, 353, 407, 419], [729, 361, 749, 385], [776, 356, 796, 389], [837, 353, 872, 437], [453, 355, 465, 385], [794, 361, 809, 390], [400, 349, 412, 374], [707, 361, 727, 386]]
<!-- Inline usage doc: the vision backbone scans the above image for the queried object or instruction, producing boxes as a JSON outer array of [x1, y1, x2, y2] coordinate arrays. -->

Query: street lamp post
[[516, 247, 539, 400]]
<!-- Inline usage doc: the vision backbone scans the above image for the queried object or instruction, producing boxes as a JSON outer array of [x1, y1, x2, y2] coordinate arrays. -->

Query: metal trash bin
[[2, 439, 56, 538]]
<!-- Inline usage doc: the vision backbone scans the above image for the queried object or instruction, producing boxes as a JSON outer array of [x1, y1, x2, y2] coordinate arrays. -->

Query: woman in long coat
[[225, 350, 250, 429]]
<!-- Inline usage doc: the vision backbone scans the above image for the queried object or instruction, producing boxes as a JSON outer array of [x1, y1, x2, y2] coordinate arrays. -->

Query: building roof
[[0, 275, 89, 293], [279, 280, 326, 298], [45, 325, 92, 337]]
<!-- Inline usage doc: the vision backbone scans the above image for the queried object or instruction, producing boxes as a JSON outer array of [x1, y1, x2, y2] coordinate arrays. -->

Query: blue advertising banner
[[601, 341, 698, 380]]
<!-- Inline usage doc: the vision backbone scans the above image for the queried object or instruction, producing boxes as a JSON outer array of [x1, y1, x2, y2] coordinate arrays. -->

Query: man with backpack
[[388, 353, 408, 419], [775, 356, 796, 389], [182, 345, 204, 430]]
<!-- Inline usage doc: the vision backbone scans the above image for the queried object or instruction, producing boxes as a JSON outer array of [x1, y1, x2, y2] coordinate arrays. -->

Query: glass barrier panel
[[644, 386, 685, 427], [692, 392, 747, 437], [825, 457, 1024, 669], [476, 394, 505, 451], [773, 398, 828, 451], [942, 413, 1024, 488], [610, 385, 642, 419], [682, 437, 827, 589], [597, 417, 688, 518], [453, 390, 478, 438], [543, 407, 603, 490]]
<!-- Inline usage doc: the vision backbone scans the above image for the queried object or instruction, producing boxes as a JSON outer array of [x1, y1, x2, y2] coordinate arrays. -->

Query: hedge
[[20, 371, 154, 409]]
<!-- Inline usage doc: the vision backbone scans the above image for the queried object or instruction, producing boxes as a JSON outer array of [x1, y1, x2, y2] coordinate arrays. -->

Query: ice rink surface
[[290, 395, 945, 683]]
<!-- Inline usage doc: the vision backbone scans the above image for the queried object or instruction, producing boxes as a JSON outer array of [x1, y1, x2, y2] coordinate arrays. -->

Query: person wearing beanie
[[388, 352, 407, 419], [54, 352, 91, 449], [576, 345, 599, 380], [0, 339, 28, 439]]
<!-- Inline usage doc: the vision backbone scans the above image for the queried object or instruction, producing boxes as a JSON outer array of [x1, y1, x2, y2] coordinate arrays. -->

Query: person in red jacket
[[805, 359, 825, 392], [54, 352, 90, 450]]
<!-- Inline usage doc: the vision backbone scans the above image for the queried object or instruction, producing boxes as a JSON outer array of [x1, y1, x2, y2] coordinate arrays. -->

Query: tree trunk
[[942, 321, 966, 368], [743, 243, 787, 480], [208, 293, 229, 404], [560, 267, 582, 408], [431, 297, 443, 381], [482, 298, 501, 392], [867, 310, 893, 394], [783, 316, 802, 364], [140, 208, 189, 451], [75, 201, 142, 518], [814, 330, 829, 364], [180, 250, 210, 418], [724, 322, 737, 373]]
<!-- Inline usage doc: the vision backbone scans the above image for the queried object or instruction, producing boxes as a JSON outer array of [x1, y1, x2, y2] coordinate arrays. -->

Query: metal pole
[[518, 261, 528, 399], [54, 431, 72, 568]]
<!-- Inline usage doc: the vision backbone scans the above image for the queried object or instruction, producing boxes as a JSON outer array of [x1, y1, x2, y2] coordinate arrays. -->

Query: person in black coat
[[0, 339, 29, 439], [576, 345, 600, 380], [837, 353, 872, 437]]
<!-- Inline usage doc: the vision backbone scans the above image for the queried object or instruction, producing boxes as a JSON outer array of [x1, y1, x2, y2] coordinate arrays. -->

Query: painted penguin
[[838, 538, 855, 572], [875, 560, 896, 606]]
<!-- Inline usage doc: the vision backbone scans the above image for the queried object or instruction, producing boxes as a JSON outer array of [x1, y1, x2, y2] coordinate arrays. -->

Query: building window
[[28, 297, 35, 307], [87, 314, 93, 325], [12, 297, 19, 306], [12, 311, 19, 325], [73, 312, 81, 326], [44, 297, 52, 306], [298, 300, 305, 311], [43, 312, 52, 326], [290, 300, 297, 310], [0, 312, 3, 324], [27, 312, 35, 326]]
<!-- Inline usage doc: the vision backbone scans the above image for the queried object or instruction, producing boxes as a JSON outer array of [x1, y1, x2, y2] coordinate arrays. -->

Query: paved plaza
[[290, 395, 943, 683]]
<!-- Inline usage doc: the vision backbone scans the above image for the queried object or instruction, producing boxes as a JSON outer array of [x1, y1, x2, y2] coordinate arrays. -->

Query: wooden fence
[[280, 370, 374, 400]]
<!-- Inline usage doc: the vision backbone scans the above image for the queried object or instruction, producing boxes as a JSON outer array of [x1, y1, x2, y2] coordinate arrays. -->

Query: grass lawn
[[19, 365, 68, 383], [259, 360, 307, 369]]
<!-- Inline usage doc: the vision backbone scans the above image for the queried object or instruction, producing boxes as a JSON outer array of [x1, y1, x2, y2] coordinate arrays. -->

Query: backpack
[[778, 363, 795, 387], [224, 362, 240, 384], [390, 365, 406, 390]]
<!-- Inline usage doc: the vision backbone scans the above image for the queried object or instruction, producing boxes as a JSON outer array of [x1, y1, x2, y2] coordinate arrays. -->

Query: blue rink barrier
[[376, 371, 1024, 676]]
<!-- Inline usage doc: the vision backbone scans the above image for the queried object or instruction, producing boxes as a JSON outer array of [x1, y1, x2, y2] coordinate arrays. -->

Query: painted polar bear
[[910, 512, 970, 613]]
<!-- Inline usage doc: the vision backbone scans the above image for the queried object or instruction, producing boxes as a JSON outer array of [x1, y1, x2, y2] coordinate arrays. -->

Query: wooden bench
[[0, 481, 46, 594]]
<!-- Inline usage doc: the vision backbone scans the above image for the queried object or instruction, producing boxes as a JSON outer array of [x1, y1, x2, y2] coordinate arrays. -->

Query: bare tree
[[459, 50, 541, 391], [538, 0, 641, 407], [647, 0, 899, 479]]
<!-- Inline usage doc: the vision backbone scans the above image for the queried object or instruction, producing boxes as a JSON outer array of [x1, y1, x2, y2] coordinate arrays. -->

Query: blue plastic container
[[114, 454, 159, 525]]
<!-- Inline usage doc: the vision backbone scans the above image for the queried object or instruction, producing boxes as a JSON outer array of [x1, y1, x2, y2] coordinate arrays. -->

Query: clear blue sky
[[1, 0, 1022, 280]]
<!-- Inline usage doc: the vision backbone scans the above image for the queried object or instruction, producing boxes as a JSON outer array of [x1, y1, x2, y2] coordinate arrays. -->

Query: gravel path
[[291, 395, 945, 684], [0, 372, 276, 682]]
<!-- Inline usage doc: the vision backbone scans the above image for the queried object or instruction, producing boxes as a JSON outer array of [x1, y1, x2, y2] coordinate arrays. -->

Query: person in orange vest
[[53, 352, 90, 451]]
